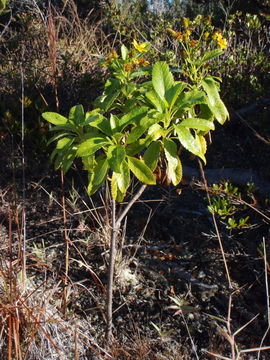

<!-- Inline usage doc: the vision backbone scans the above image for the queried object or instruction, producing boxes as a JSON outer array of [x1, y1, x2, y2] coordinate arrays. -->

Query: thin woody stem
[[106, 198, 117, 342], [106, 184, 148, 342], [116, 184, 147, 228]]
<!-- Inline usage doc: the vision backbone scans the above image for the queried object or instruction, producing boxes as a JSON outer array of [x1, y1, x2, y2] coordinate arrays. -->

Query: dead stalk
[[198, 160, 232, 288], [61, 170, 70, 315], [20, 46, 27, 289]]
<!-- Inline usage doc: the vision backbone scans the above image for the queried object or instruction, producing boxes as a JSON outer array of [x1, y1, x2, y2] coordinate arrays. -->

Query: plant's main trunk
[[105, 184, 147, 342], [106, 198, 117, 342]]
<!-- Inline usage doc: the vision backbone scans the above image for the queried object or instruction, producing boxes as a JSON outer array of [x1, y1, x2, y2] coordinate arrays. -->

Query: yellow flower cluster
[[213, 32, 227, 50], [132, 39, 148, 53]]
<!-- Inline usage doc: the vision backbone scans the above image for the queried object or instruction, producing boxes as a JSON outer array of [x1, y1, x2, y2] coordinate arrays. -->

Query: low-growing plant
[[208, 182, 252, 230], [42, 38, 229, 341]]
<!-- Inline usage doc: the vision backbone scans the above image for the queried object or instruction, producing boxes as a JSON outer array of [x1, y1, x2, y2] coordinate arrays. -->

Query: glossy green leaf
[[111, 172, 124, 202], [126, 117, 156, 144], [56, 137, 74, 150], [92, 158, 109, 185], [165, 82, 186, 108], [127, 156, 156, 185], [107, 145, 126, 173], [96, 90, 120, 112], [62, 147, 77, 174], [117, 161, 130, 194], [180, 118, 215, 131], [146, 90, 166, 113], [119, 107, 148, 131], [198, 104, 214, 122], [110, 114, 119, 132], [143, 141, 160, 170], [164, 139, 182, 185], [48, 123, 78, 133], [69, 105, 84, 125], [126, 138, 149, 156], [126, 125, 146, 144], [82, 155, 95, 171], [54, 145, 76, 173], [152, 61, 174, 99], [47, 132, 71, 146], [196, 134, 207, 155], [84, 114, 112, 135], [147, 123, 164, 140], [199, 49, 223, 65], [202, 76, 229, 124], [77, 137, 110, 157], [42, 112, 67, 125], [174, 124, 206, 162]]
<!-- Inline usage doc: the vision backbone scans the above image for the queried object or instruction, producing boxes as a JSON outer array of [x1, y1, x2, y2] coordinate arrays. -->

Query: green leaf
[[95, 90, 120, 112], [198, 104, 214, 122], [42, 112, 67, 125], [126, 125, 146, 144], [110, 114, 119, 133], [61, 147, 77, 174], [202, 76, 229, 124], [77, 137, 110, 157], [117, 160, 130, 194], [146, 90, 166, 113], [56, 137, 74, 149], [164, 139, 182, 186], [199, 49, 223, 65], [48, 123, 78, 133], [84, 114, 112, 135], [147, 124, 164, 140], [165, 82, 186, 108], [176, 90, 206, 110], [82, 155, 95, 171], [126, 116, 156, 144], [69, 105, 84, 125], [47, 132, 71, 146], [107, 145, 126, 173], [152, 62, 174, 99], [119, 107, 148, 131], [180, 118, 215, 131], [0, 0, 7, 10], [126, 138, 149, 156], [111, 172, 124, 202], [127, 156, 156, 185], [54, 145, 76, 173], [92, 158, 108, 185], [174, 125, 206, 163], [130, 69, 151, 79], [121, 44, 129, 60], [143, 141, 160, 170]]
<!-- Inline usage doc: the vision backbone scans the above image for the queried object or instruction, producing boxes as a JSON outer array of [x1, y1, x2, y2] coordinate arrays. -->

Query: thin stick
[[106, 198, 117, 342], [20, 46, 27, 289], [61, 170, 69, 315], [116, 184, 147, 228], [198, 160, 232, 289], [181, 311, 200, 360]]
